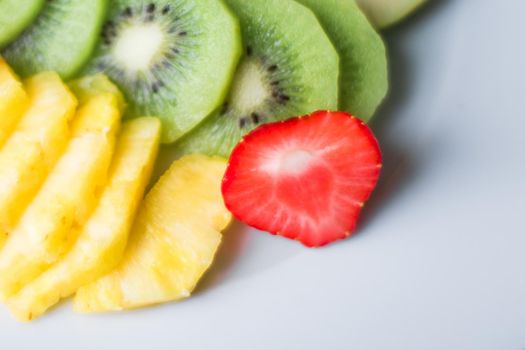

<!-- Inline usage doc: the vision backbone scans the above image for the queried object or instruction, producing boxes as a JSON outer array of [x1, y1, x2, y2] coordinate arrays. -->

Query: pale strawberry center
[[281, 150, 313, 174], [261, 148, 316, 175]]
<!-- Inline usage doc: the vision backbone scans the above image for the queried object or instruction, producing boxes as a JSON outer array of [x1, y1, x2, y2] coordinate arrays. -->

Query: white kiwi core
[[230, 60, 270, 113], [113, 23, 165, 72]]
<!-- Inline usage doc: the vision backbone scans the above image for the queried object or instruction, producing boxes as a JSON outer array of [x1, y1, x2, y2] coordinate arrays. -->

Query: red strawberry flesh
[[222, 110, 382, 247]]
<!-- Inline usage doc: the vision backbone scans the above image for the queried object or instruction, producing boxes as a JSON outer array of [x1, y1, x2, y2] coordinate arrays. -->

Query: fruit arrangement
[[0, 0, 425, 321]]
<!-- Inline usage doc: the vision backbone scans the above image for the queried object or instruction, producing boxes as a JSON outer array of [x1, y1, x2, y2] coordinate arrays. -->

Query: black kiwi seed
[[179, 31, 187, 36], [239, 118, 247, 128], [102, 23, 117, 44], [123, 7, 132, 17], [277, 94, 290, 105], [270, 80, 279, 86], [251, 113, 261, 124], [246, 46, 253, 56], [171, 47, 180, 54], [147, 3, 156, 13], [268, 64, 278, 72], [162, 5, 171, 15], [151, 82, 159, 93]]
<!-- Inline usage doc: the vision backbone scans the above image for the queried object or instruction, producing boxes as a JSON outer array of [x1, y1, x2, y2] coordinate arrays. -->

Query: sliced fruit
[[222, 111, 382, 247], [0, 57, 29, 147], [296, 0, 388, 121], [74, 155, 231, 312], [0, 0, 45, 49], [7, 118, 160, 321], [84, 0, 242, 143], [0, 79, 122, 299], [2, 0, 107, 79], [69, 74, 126, 111], [0, 72, 77, 249], [356, 0, 427, 29], [171, 0, 339, 157]]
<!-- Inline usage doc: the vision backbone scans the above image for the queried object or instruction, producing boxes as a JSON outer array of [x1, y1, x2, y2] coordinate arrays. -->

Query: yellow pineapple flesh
[[0, 72, 77, 249], [0, 58, 28, 147], [0, 79, 122, 299], [74, 155, 232, 312], [7, 118, 161, 321]]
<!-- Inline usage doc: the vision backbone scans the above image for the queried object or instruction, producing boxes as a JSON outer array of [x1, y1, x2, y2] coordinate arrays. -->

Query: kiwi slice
[[356, 0, 427, 29], [83, 0, 242, 144], [173, 0, 339, 157], [296, 0, 388, 121], [2, 0, 106, 79], [0, 0, 45, 49]]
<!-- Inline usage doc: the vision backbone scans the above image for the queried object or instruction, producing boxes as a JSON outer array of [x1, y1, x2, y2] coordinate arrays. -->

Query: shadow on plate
[[195, 220, 250, 294], [357, 0, 453, 236]]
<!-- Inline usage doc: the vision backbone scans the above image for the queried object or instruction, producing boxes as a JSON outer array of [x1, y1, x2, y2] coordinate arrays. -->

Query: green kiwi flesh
[[356, 0, 427, 29], [297, 0, 388, 121], [173, 0, 339, 158], [2, 0, 107, 79], [0, 0, 45, 49], [84, 0, 242, 144]]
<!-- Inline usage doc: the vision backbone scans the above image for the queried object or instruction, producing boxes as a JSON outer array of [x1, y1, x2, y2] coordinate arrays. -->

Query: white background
[[2, 1, 525, 349]]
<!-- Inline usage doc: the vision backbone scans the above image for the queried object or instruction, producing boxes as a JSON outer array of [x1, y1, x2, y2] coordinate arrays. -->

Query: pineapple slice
[[0, 79, 122, 299], [0, 72, 77, 248], [0, 58, 28, 147], [74, 155, 232, 312], [7, 118, 161, 321], [68, 74, 126, 112]]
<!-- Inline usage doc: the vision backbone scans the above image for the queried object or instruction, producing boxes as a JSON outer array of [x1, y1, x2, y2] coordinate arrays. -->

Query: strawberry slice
[[222, 110, 382, 247]]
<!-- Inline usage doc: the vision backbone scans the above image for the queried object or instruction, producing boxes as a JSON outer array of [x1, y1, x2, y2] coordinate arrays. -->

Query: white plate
[[3, 1, 525, 349]]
